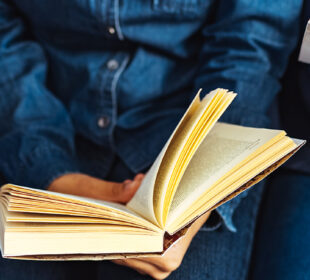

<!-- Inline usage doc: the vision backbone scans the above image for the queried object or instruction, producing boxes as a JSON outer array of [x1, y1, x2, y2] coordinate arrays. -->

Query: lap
[[0, 258, 97, 280], [250, 169, 310, 280]]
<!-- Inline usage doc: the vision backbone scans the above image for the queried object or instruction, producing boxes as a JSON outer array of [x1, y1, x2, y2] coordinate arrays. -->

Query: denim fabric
[[0, 156, 265, 280], [0, 0, 302, 231], [249, 169, 310, 280], [275, 0, 310, 175]]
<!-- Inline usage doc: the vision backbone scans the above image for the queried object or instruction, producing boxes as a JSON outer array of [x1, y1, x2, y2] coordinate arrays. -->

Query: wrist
[[187, 211, 211, 239], [48, 173, 89, 194]]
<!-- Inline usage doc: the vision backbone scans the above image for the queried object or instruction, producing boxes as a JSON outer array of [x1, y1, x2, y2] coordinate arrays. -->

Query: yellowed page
[[167, 136, 297, 234], [0, 185, 158, 232], [166, 123, 285, 227], [127, 89, 204, 225], [128, 89, 237, 228], [160, 93, 236, 226], [3, 209, 154, 230], [153, 90, 224, 226], [2, 222, 164, 256], [1, 184, 136, 216]]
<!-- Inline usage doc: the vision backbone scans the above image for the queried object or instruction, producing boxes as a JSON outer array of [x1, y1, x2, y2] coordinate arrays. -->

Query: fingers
[[134, 255, 181, 273], [118, 173, 144, 203], [47, 172, 145, 204], [112, 259, 171, 280], [97, 173, 144, 204], [134, 173, 144, 181], [119, 179, 140, 203]]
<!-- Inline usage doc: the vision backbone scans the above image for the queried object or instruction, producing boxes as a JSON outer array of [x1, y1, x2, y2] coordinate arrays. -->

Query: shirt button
[[97, 116, 110, 128], [107, 59, 119, 71], [108, 26, 116, 35]]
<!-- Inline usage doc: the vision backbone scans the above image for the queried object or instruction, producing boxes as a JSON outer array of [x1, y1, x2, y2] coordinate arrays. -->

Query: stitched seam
[[109, 55, 129, 150], [114, 0, 124, 40]]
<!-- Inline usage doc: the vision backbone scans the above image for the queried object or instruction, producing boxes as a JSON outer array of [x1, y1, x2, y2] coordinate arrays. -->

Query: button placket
[[94, 1, 126, 144], [105, 0, 124, 40], [107, 59, 119, 71], [105, 0, 116, 37], [95, 55, 125, 135], [108, 26, 116, 35], [97, 116, 110, 128]]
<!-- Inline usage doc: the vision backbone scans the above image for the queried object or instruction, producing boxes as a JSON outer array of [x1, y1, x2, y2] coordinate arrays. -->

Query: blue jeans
[[0, 157, 264, 280], [249, 169, 310, 280]]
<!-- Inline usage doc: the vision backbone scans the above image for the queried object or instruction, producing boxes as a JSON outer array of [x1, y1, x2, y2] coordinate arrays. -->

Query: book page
[[158, 91, 236, 227], [127, 90, 202, 226], [154, 89, 235, 227], [167, 136, 299, 234], [166, 123, 285, 226], [128, 89, 236, 227], [1, 185, 135, 216], [0, 185, 158, 231], [126, 146, 168, 226]]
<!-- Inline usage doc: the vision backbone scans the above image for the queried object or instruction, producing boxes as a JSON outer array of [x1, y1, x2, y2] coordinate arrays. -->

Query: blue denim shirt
[[0, 0, 302, 231], [276, 0, 310, 176]]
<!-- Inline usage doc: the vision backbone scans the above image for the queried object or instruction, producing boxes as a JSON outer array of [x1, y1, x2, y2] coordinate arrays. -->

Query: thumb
[[118, 173, 145, 203], [118, 180, 140, 203], [99, 174, 144, 204]]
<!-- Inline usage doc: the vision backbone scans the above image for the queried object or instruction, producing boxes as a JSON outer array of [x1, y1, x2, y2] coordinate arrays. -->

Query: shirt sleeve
[[194, 0, 303, 231], [0, 2, 80, 189]]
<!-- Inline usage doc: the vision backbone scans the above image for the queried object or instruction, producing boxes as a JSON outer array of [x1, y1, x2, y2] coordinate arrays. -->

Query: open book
[[0, 89, 304, 260]]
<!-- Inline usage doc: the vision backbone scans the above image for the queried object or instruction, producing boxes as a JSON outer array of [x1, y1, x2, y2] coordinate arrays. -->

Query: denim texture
[[0, 0, 302, 231], [250, 169, 310, 280], [275, 0, 310, 175]]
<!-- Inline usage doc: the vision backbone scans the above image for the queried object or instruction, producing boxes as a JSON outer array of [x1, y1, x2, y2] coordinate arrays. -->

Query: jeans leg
[[0, 258, 97, 280], [249, 170, 310, 280], [166, 184, 264, 280]]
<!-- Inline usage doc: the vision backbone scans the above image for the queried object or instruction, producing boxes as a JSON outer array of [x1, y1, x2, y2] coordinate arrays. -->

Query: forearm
[[185, 211, 211, 241], [0, 1, 79, 188]]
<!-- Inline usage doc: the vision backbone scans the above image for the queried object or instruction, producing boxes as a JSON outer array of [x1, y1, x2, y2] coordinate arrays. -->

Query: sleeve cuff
[[215, 190, 249, 232], [200, 211, 222, 232], [2, 142, 80, 190]]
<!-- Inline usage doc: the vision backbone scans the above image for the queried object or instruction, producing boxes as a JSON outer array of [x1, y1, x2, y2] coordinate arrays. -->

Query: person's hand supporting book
[[48, 171, 211, 280], [112, 212, 211, 280], [0, 90, 302, 277], [48, 173, 144, 204]]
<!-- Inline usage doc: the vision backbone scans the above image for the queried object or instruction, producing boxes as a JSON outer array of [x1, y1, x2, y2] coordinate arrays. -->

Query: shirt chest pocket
[[152, 0, 212, 16]]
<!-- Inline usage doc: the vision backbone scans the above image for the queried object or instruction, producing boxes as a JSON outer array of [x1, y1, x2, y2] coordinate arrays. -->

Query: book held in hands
[[0, 89, 305, 260]]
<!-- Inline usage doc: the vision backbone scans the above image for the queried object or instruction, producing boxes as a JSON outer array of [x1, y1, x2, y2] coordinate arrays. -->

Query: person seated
[[0, 1, 303, 279]]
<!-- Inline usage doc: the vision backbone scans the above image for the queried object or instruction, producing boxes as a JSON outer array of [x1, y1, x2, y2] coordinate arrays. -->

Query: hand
[[48, 173, 144, 204], [112, 211, 211, 279]]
